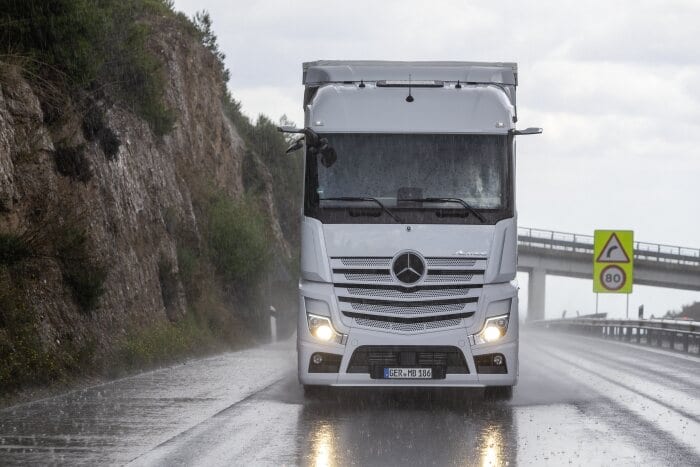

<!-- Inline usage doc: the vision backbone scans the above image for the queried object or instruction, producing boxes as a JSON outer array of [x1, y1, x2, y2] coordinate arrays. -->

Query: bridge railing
[[530, 317, 700, 354], [518, 227, 700, 266]]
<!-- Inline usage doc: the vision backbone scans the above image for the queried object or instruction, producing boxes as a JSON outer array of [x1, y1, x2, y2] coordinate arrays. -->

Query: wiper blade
[[319, 197, 403, 223], [403, 197, 486, 223]]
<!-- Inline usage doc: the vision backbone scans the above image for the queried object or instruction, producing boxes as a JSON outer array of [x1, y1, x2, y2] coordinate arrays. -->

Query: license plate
[[383, 368, 432, 379]]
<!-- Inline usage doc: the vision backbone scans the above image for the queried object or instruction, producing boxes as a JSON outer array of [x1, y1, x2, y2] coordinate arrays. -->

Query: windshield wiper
[[319, 197, 403, 223], [402, 197, 486, 223]]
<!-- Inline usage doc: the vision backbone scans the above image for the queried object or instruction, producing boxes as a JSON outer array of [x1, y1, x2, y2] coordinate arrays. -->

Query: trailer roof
[[303, 60, 517, 86]]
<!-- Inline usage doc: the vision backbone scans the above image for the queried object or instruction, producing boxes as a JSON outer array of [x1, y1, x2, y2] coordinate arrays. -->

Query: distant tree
[[193, 10, 229, 83], [678, 302, 700, 321], [279, 115, 298, 144]]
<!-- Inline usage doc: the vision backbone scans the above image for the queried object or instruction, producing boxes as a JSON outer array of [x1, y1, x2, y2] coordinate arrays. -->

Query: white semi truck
[[280, 61, 541, 398]]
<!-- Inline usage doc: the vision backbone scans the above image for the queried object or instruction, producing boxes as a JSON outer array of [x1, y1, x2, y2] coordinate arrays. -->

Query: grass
[[116, 314, 218, 370]]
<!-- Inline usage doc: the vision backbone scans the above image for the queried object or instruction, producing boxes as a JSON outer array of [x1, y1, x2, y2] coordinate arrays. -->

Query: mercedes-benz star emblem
[[392, 252, 426, 284]]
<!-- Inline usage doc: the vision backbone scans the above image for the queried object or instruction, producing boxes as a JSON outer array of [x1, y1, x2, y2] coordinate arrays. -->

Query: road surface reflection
[[298, 388, 515, 466]]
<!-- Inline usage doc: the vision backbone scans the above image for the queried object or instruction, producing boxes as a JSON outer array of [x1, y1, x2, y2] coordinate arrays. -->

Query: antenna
[[406, 74, 414, 102], [455, 80, 462, 89]]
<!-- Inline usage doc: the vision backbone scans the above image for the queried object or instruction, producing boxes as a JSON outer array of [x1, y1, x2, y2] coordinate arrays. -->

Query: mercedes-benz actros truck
[[280, 61, 541, 398]]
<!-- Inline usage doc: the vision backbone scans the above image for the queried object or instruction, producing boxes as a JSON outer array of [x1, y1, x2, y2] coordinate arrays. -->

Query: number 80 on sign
[[600, 265, 626, 291]]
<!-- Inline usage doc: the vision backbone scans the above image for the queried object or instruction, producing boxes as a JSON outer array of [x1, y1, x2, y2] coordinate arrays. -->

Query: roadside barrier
[[531, 317, 700, 355]]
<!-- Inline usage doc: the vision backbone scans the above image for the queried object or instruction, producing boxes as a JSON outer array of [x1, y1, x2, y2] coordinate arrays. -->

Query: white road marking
[[529, 342, 700, 456]]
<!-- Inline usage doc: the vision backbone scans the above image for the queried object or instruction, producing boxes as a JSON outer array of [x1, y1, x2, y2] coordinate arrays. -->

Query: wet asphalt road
[[0, 329, 698, 466]]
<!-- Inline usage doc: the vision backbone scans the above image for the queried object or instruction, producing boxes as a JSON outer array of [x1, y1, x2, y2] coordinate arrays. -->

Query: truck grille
[[347, 346, 469, 374], [331, 256, 484, 332]]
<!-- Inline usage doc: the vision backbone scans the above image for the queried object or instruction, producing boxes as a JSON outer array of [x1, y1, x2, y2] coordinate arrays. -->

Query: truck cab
[[288, 61, 540, 396]]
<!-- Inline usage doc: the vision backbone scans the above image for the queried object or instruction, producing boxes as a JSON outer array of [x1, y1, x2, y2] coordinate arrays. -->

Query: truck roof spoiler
[[302, 60, 518, 87]]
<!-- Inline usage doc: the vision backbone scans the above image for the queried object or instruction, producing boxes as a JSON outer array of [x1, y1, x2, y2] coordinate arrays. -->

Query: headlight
[[475, 313, 509, 344], [304, 298, 347, 344], [307, 313, 347, 344]]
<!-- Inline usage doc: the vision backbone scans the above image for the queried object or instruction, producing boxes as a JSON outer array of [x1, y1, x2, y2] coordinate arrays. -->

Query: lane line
[[127, 373, 292, 464], [528, 342, 700, 456], [533, 333, 700, 391]]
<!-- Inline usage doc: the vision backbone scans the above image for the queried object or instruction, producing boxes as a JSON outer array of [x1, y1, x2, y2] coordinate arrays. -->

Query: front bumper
[[297, 279, 519, 387], [298, 326, 518, 388]]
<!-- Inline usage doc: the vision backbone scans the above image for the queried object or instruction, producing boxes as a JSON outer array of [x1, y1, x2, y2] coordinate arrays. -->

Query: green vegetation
[[55, 227, 106, 313], [0, 271, 96, 393], [117, 315, 216, 370], [191, 9, 303, 248], [0, 0, 178, 135], [207, 195, 272, 285], [0, 280, 61, 392], [193, 10, 229, 83]]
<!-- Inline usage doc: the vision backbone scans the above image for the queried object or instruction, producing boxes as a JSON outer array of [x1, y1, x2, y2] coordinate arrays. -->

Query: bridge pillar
[[527, 268, 546, 321]]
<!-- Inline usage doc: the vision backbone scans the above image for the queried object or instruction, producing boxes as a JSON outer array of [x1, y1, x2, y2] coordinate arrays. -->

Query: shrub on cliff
[[207, 196, 272, 285], [52, 144, 92, 182], [0, 233, 31, 266], [82, 105, 121, 160], [55, 227, 106, 313]]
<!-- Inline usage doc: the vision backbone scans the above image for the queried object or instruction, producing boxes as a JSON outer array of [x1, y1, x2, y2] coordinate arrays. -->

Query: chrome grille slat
[[338, 272, 478, 284], [350, 302, 464, 315], [338, 257, 391, 267], [354, 318, 462, 332], [425, 274, 474, 283], [426, 258, 478, 267], [344, 287, 475, 299], [343, 273, 392, 282]]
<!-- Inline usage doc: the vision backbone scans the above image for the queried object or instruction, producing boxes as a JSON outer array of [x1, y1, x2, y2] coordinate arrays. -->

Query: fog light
[[312, 353, 324, 364], [493, 354, 504, 366]]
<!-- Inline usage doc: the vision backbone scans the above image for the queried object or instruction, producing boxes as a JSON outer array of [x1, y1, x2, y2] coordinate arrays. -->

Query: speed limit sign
[[599, 265, 626, 291], [593, 230, 633, 293]]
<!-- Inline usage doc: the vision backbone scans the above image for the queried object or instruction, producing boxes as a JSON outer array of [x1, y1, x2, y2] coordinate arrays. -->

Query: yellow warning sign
[[594, 230, 633, 293]]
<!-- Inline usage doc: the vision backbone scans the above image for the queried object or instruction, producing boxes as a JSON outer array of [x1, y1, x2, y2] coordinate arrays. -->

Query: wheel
[[484, 385, 513, 401]]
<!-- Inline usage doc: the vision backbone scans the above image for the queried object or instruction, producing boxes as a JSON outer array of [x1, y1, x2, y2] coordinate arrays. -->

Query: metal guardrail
[[518, 227, 700, 266], [532, 317, 700, 355]]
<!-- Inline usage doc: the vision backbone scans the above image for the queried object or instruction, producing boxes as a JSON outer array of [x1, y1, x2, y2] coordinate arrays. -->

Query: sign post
[[593, 230, 634, 313]]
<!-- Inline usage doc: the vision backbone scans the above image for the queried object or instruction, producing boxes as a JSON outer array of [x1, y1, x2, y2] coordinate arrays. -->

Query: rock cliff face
[[0, 16, 291, 375]]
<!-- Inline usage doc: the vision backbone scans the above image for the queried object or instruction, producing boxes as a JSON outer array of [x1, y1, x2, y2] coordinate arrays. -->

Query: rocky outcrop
[[0, 18, 290, 363]]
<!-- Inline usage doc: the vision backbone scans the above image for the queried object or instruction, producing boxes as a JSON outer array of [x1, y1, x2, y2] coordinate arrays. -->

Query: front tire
[[484, 385, 513, 401]]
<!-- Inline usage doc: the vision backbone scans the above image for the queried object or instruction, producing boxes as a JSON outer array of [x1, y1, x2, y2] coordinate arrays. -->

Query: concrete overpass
[[518, 227, 700, 321]]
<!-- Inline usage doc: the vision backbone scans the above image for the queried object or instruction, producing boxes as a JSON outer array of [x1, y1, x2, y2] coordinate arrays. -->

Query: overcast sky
[[175, 0, 699, 319]]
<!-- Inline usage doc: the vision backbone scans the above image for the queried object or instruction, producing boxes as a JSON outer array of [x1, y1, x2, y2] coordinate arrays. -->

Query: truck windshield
[[305, 133, 512, 224]]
